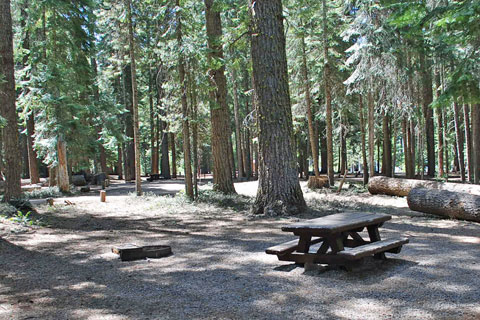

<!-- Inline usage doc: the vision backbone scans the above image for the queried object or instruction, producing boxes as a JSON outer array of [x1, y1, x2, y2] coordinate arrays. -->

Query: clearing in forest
[[1, 180, 479, 320]]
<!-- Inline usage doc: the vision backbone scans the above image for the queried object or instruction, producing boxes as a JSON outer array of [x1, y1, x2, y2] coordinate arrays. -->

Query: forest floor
[[1, 178, 479, 320]]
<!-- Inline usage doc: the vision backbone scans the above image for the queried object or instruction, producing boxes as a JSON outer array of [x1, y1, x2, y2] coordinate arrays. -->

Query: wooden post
[[100, 190, 106, 202]]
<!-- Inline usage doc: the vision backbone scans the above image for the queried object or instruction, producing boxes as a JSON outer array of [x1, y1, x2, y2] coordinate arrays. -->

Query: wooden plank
[[337, 238, 409, 260], [266, 237, 323, 255], [112, 244, 172, 261], [282, 212, 391, 235]]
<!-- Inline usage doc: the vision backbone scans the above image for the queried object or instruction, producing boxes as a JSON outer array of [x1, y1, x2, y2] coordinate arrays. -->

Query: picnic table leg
[[297, 235, 312, 253], [295, 235, 312, 267], [367, 225, 386, 260]]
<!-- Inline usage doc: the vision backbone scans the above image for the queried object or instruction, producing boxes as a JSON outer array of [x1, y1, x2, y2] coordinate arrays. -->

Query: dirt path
[[1, 180, 479, 319]]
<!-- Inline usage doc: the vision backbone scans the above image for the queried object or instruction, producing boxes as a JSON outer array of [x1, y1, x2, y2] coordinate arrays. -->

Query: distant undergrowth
[[23, 186, 63, 199]]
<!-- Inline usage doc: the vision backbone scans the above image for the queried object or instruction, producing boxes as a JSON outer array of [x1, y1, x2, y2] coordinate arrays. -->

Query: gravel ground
[[1, 180, 479, 320]]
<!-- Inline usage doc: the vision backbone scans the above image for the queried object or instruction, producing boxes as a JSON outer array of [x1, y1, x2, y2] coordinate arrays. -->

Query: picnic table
[[266, 212, 408, 270]]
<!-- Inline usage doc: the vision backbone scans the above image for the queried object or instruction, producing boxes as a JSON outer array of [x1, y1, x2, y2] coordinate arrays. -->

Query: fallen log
[[407, 188, 480, 223], [368, 176, 480, 197]]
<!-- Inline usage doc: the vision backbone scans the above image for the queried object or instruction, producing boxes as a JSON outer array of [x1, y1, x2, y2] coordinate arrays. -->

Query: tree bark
[[250, 0, 306, 215], [244, 101, 252, 179], [49, 166, 57, 187], [301, 34, 319, 177], [359, 96, 369, 185], [369, 176, 480, 197], [472, 104, 480, 184], [26, 115, 40, 184], [149, 69, 159, 175], [175, 0, 193, 198], [464, 104, 473, 182], [231, 66, 244, 178], [171, 133, 177, 178], [434, 68, 444, 177], [319, 120, 328, 174], [0, 0, 21, 201], [382, 112, 392, 177], [407, 188, 480, 223], [322, 0, 334, 186], [117, 145, 123, 179], [402, 117, 410, 178], [368, 90, 375, 178], [420, 52, 435, 177], [57, 138, 69, 192], [20, 3, 40, 185], [123, 64, 135, 182], [204, 0, 236, 193], [126, 0, 142, 196], [453, 99, 465, 182], [409, 120, 416, 178]]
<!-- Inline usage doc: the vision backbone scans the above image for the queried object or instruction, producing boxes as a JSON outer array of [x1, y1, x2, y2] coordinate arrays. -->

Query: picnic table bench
[[266, 212, 408, 270]]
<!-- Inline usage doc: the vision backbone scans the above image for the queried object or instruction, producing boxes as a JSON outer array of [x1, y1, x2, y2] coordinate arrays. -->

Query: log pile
[[407, 188, 480, 223], [368, 176, 480, 197]]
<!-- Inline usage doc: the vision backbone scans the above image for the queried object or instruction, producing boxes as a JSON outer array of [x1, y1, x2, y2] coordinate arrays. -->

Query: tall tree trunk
[[403, 117, 410, 178], [191, 81, 199, 198], [444, 108, 449, 175], [382, 112, 392, 177], [204, 0, 236, 193], [368, 90, 375, 178], [250, 0, 305, 214], [244, 99, 252, 180], [409, 120, 416, 178], [453, 100, 466, 182], [26, 116, 40, 184], [421, 52, 435, 177], [170, 133, 177, 178], [319, 120, 328, 173], [472, 104, 480, 184], [231, 66, 244, 178], [464, 104, 473, 182], [435, 68, 444, 177], [123, 64, 135, 182], [301, 34, 319, 177], [20, 2, 40, 184], [322, 0, 334, 186], [359, 96, 369, 185], [49, 166, 57, 187], [340, 120, 347, 176], [149, 69, 158, 174], [160, 127, 171, 179], [57, 138, 69, 192], [117, 145, 123, 179], [0, 0, 21, 201], [392, 117, 397, 177], [175, 0, 193, 198], [126, 0, 142, 196]]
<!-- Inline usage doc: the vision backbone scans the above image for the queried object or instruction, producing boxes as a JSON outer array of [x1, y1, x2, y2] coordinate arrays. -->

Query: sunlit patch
[[426, 281, 473, 294], [71, 308, 128, 319], [70, 282, 105, 291], [332, 298, 394, 319]]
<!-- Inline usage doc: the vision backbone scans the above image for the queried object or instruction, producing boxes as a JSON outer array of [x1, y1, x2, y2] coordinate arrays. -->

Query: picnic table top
[[281, 212, 391, 235]]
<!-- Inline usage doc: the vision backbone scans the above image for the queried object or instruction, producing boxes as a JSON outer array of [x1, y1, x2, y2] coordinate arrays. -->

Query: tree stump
[[100, 190, 106, 202], [307, 176, 329, 189], [407, 188, 480, 222]]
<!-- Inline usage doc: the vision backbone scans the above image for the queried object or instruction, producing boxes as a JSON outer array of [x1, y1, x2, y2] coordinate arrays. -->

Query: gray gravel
[[0, 181, 479, 320]]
